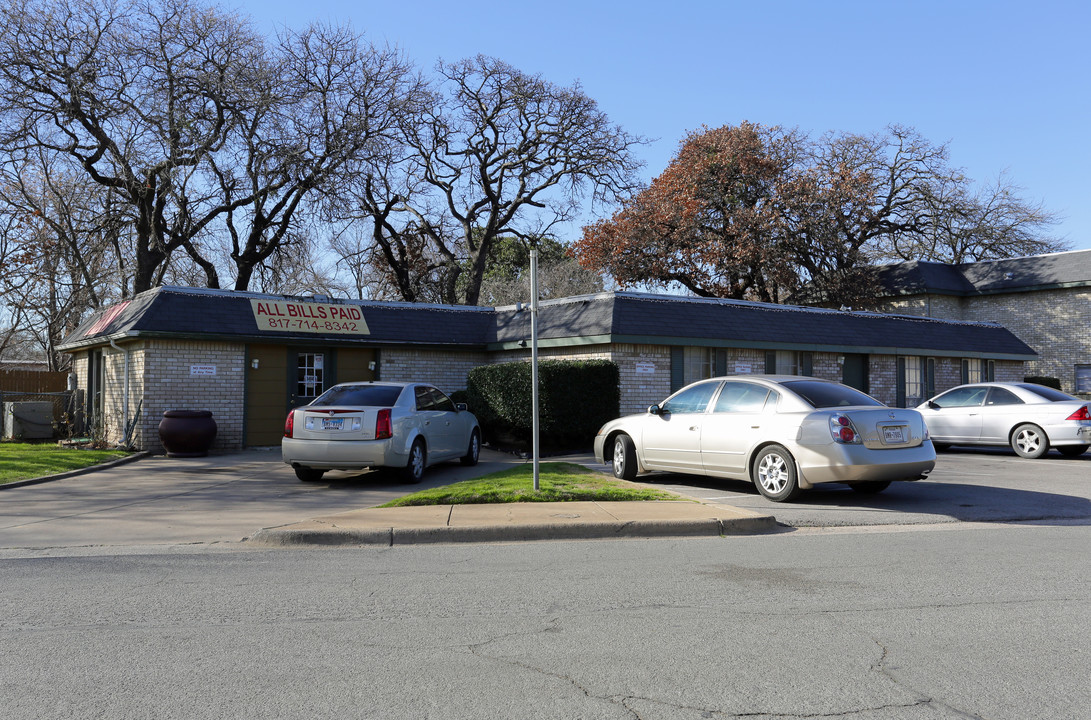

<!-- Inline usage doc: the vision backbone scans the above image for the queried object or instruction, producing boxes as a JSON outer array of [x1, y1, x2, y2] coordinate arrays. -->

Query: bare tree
[[206, 23, 426, 291], [886, 171, 1063, 263], [350, 55, 645, 305], [0, 0, 272, 294], [0, 151, 125, 368]]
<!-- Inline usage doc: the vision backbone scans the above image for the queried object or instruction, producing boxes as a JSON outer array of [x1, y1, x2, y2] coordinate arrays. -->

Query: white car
[[594, 375, 935, 502], [918, 382, 1091, 458], [282, 382, 480, 482]]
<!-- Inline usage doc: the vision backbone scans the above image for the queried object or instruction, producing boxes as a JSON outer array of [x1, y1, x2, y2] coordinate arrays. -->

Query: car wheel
[[460, 429, 481, 466], [752, 444, 800, 502], [294, 467, 325, 482], [1057, 444, 1089, 458], [1011, 423, 1049, 459], [611, 434, 638, 480], [400, 439, 426, 483], [849, 480, 892, 494]]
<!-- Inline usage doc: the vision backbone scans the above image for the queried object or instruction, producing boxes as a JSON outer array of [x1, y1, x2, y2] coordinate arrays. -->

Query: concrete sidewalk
[[248, 499, 778, 546]]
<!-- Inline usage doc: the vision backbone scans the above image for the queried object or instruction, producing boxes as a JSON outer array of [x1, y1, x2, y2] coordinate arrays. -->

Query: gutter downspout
[[108, 338, 130, 445]]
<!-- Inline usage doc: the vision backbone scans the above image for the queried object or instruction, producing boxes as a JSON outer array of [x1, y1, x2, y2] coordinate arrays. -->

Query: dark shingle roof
[[59, 286, 1035, 359], [60, 287, 495, 349], [875, 249, 1091, 297]]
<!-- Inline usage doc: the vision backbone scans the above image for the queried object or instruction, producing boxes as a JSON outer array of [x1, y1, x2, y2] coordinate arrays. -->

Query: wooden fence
[[0, 369, 68, 393]]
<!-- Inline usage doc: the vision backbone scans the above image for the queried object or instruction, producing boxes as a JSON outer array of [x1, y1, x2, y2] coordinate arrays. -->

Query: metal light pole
[[530, 248, 540, 491]]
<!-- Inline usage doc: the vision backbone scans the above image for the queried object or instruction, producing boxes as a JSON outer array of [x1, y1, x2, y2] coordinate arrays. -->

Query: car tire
[[849, 480, 892, 494], [294, 466, 325, 482], [931, 441, 951, 452], [611, 434, 638, 480], [1011, 423, 1049, 459], [1057, 444, 1089, 458], [460, 429, 481, 466], [400, 439, 426, 483], [752, 444, 801, 502]]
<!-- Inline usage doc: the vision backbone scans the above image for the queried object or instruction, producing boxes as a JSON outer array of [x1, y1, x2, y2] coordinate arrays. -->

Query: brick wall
[[961, 289, 1091, 393], [880, 288, 1090, 395], [136, 340, 246, 451], [379, 349, 490, 396]]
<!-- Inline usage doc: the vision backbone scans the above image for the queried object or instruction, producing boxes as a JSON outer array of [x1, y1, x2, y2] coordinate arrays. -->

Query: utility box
[[3, 402, 55, 440]]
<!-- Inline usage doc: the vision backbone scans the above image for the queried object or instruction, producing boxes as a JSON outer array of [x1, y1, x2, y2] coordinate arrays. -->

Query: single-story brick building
[[58, 286, 1035, 451]]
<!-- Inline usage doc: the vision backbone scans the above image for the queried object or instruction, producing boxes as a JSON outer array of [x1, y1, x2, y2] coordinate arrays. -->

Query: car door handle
[[689, 426, 699, 432]]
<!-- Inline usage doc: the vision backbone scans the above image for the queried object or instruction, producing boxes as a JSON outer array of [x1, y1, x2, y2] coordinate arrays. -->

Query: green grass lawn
[[380, 462, 685, 507], [0, 442, 131, 485]]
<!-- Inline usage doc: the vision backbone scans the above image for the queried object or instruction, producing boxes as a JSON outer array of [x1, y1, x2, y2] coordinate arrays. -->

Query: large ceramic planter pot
[[158, 410, 217, 457]]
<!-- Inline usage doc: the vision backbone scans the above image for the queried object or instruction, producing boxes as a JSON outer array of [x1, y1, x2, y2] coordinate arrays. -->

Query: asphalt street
[[2, 445, 1090, 719], [2, 524, 1088, 719]]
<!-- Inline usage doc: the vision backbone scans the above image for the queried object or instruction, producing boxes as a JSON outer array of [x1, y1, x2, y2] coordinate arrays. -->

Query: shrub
[[467, 360, 619, 451], [1024, 376, 1061, 390]]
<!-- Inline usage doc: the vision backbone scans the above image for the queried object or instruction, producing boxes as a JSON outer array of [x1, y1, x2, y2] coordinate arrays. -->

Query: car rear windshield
[[1017, 383, 1077, 402], [311, 385, 402, 407], [781, 380, 884, 409]]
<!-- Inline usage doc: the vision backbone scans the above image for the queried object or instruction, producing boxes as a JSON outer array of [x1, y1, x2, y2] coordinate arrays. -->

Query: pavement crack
[[867, 638, 985, 720], [465, 625, 640, 719]]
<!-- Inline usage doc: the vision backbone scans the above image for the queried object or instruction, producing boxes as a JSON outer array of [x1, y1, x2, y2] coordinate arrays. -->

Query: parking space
[[641, 447, 1091, 528]]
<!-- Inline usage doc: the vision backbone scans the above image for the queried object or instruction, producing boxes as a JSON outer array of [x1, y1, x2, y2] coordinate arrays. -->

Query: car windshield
[[1017, 383, 1078, 402], [311, 384, 402, 407], [781, 380, 884, 409]]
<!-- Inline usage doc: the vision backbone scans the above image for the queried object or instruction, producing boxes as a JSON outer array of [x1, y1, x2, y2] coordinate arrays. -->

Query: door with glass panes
[[291, 351, 331, 408]]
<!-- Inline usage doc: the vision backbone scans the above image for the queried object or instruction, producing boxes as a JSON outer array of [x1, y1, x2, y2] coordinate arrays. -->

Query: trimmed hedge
[[1024, 376, 1061, 390], [466, 360, 620, 451]]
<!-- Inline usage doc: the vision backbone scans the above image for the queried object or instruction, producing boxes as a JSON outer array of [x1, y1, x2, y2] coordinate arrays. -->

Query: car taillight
[[375, 408, 392, 439], [1067, 406, 1091, 421], [829, 414, 861, 444], [284, 411, 294, 438]]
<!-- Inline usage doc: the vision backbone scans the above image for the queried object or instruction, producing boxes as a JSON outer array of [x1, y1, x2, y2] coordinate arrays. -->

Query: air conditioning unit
[[3, 401, 55, 440]]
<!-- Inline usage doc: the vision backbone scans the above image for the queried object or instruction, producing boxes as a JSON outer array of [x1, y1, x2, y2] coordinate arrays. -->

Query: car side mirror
[[456, 403, 468, 412], [648, 404, 661, 416], [927, 400, 939, 409]]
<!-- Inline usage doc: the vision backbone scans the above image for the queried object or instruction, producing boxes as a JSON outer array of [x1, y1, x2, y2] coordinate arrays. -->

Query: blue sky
[[237, 0, 1091, 251]]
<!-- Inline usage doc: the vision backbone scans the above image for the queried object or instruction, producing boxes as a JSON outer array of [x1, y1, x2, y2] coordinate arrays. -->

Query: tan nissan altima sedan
[[282, 381, 481, 483], [594, 375, 935, 502]]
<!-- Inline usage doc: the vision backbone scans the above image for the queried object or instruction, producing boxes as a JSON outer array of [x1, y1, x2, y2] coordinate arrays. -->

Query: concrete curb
[[0, 451, 151, 490], [248, 514, 780, 547]]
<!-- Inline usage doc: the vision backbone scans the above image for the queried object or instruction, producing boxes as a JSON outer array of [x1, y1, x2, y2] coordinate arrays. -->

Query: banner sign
[[250, 299, 370, 336]]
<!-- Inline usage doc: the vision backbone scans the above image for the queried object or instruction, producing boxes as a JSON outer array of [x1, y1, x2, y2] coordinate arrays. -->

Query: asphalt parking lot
[[647, 445, 1091, 528]]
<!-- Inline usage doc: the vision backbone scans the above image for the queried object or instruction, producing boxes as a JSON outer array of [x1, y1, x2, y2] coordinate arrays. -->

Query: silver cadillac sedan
[[918, 382, 1091, 458], [594, 375, 935, 502], [282, 381, 480, 483]]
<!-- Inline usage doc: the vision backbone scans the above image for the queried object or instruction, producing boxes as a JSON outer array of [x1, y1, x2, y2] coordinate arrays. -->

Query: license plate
[[321, 418, 344, 431], [882, 425, 907, 444]]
